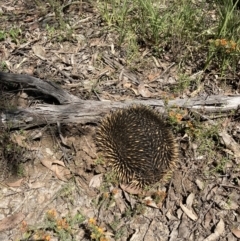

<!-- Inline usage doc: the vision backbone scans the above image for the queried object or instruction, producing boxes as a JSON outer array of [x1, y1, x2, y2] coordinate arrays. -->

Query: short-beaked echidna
[[96, 105, 178, 187]]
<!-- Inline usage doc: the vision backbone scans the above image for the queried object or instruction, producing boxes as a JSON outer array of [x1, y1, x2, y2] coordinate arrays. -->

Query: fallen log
[[0, 72, 239, 129]]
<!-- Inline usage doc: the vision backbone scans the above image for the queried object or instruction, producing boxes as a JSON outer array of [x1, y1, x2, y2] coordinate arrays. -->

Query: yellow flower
[[215, 38, 228, 47], [229, 40, 237, 51], [91, 233, 96, 239], [111, 188, 119, 195], [103, 192, 110, 199], [186, 121, 194, 130], [97, 227, 104, 234], [57, 218, 69, 230], [88, 218, 97, 225], [100, 237, 109, 241], [214, 39, 219, 46], [44, 235, 51, 241], [46, 209, 57, 220], [169, 111, 183, 123]]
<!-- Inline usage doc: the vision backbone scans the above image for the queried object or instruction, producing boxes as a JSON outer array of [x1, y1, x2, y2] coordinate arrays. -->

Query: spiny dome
[[96, 105, 178, 187]]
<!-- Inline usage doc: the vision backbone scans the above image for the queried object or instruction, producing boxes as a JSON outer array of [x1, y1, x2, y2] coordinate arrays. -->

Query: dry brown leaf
[[219, 131, 240, 158], [203, 212, 212, 229], [52, 160, 66, 167], [59, 133, 68, 146], [122, 190, 137, 208], [179, 202, 198, 221], [2, 5, 15, 11], [32, 45, 46, 60], [123, 82, 132, 89], [89, 174, 103, 188], [231, 228, 240, 238], [203, 219, 225, 241], [147, 72, 160, 82], [30, 130, 43, 140], [143, 197, 158, 208], [178, 214, 190, 239], [90, 38, 101, 47], [120, 184, 142, 195], [10, 133, 26, 147], [10, 133, 37, 151], [54, 165, 72, 181], [0, 212, 25, 231], [196, 179, 204, 190], [6, 178, 24, 187], [213, 195, 238, 210], [41, 158, 54, 170], [41, 158, 71, 181], [186, 193, 195, 207], [138, 83, 151, 97], [114, 191, 126, 213], [169, 223, 180, 241], [180, 193, 198, 221], [130, 87, 139, 96], [28, 182, 45, 189]]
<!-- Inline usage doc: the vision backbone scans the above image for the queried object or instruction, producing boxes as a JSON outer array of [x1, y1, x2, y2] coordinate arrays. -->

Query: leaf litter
[[0, 0, 239, 240]]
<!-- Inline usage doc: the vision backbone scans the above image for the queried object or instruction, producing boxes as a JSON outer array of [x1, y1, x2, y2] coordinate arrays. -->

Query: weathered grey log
[[1, 95, 240, 129], [0, 71, 80, 104], [0, 71, 240, 129]]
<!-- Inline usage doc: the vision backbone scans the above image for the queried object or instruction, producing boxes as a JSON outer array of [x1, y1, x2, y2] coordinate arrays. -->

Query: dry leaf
[[54, 165, 71, 181], [143, 197, 158, 208], [89, 174, 103, 188], [59, 133, 68, 146], [178, 214, 190, 239], [2, 5, 15, 11], [41, 158, 71, 181], [138, 83, 151, 97], [231, 228, 240, 238], [6, 178, 24, 187], [52, 160, 66, 167], [41, 158, 54, 170], [123, 82, 132, 89], [179, 202, 198, 221], [120, 184, 142, 195], [130, 87, 139, 96], [32, 45, 46, 60], [186, 193, 195, 207], [169, 224, 180, 241], [203, 212, 212, 229], [0, 212, 25, 231], [122, 190, 137, 208], [196, 179, 204, 190], [219, 131, 240, 158], [203, 219, 224, 241], [213, 195, 238, 210], [147, 72, 160, 82], [10, 133, 26, 147], [10, 133, 37, 151], [114, 194, 126, 213], [28, 182, 45, 189], [30, 130, 43, 140]]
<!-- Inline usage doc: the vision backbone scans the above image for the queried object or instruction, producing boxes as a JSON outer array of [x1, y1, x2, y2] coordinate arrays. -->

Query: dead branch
[[0, 71, 240, 129], [0, 71, 80, 104]]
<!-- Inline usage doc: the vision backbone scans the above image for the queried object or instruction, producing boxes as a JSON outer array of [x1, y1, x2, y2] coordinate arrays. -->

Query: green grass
[[0, 27, 22, 43], [206, 0, 240, 74], [97, 0, 240, 75]]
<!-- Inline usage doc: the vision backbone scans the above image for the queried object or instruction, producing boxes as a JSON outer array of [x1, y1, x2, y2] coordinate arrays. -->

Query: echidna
[[96, 105, 178, 187]]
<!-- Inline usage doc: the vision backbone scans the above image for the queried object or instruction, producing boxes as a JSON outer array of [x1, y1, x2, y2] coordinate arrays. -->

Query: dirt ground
[[0, 0, 240, 241]]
